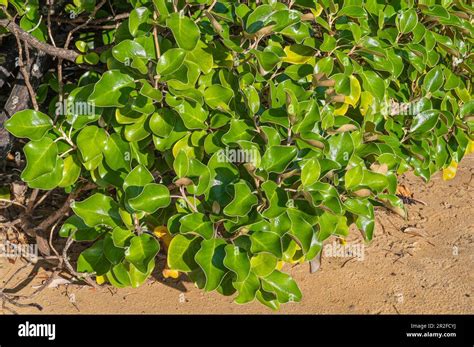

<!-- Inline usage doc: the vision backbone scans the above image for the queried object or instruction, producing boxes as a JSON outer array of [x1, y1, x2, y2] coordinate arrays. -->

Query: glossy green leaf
[[166, 12, 200, 51], [125, 234, 160, 273], [88, 70, 135, 107], [195, 238, 228, 291], [168, 234, 202, 272], [71, 193, 122, 228], [223, 181, 258, 217], [5, 110, 52, 140]]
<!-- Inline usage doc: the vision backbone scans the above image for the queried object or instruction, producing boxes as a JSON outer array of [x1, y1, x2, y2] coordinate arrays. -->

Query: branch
[[0, 19, 79, 62]]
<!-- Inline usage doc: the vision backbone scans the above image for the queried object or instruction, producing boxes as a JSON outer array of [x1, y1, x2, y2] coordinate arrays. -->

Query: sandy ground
[[1, 156, 473, 314]]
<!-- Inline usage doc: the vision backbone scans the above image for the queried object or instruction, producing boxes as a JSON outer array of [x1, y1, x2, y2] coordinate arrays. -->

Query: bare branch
[[0, 19, 79, 62]]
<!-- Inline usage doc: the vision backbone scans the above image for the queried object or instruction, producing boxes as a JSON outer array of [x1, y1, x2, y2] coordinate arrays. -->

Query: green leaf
[[233, 271, 260, 304], [168, 234, 201, 272], [250, 252, 277, 277], [223, 244, 250, 282], [129, 7, 152, 37], [103, 233, 126, 265], [77, 239, 111, 276], [361, 70, 385, 101], [288, 208, 318, 258], [325, 133, 354, 166], [166, 12, 200, 51], [204, 85, 234, 111], [223, 181, 258, 217], [261, 145, 298, 173], [128, 183, 171, 213], [423, 67, 444, 93], [301, 157, 321, 187], [123, 164, 154, 200], [5, 110, 52, 140], [111, 39, 146, 63], [410, 110, 440, 134], [59, 215, 105, 241], [140, 80, 162, 101], [396, 9, 418, 34], [156, 48, 187, 75], [254, 50, 280, 72], [250, 231, 282, 258], [112, 227, 134, 248], [77, 126, 107, 171], [261, 270, 302, 303], [173, 150, 189, 178], [58, 155, 81, 187], [179, 212, 214, 239], [125, 234, 160, 274], [261, 181, 288, 219], [173, 99, 208, 130], [338, 5, 366, 18], [102, 133, 130, 171], [21, 137, 59, 184], [195, 238, 228, 291], [88, 70, 135, 107], [187, 40, 214, 74], [71, 193, 122, 228]]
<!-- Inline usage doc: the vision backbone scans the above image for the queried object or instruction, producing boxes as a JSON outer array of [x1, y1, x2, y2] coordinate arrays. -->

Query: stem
[[180, 186, 198, 213]]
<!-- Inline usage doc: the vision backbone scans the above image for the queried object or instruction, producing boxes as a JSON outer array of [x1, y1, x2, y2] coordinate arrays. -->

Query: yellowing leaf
[[465, 140, 474, 155], [442, 160, 458, 181], [153, 226, 173, 249], [310, 4, 323, 17], [282, 45, 313, 64], [360, 91, 373, 116], [345, 75, 361, 107], [334, 103, 349, 116], [163, 268, 180, 279], [96, 275, 106, 285], [276, 261, 284, 270]]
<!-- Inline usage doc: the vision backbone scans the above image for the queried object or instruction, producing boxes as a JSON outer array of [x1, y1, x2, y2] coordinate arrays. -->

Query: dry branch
[[0, 19, 79, 62]]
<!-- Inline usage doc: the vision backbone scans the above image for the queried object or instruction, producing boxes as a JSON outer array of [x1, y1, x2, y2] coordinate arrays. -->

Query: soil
[[1, 155, 473, 314]]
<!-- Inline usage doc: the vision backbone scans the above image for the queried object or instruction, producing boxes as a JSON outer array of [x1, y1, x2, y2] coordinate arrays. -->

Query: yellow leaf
[[282, 45, 313, 64], [465, 139, 474, 155], [360, 91, 374, 116], [96, 275, 106, 285], [163, 268, 180, 279], [334, 103, 349, 116], [345, 75, 361, 107], [442, 160, 458, 181], [276, 261, 284, 270], [310, 4, 323, 17], [153, 225, 173, 249]]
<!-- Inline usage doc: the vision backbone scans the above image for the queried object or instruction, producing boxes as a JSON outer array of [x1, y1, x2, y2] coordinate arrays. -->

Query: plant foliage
[[2, 0, 473, 309]]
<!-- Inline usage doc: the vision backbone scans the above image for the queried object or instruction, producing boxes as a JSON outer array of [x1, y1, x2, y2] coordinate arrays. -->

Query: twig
[[180, 186, 198, 212], [0, 19, 79, 62], [26, 188, 39, 213], [62, 231, 99, 289], [12, 33, 39, 111]]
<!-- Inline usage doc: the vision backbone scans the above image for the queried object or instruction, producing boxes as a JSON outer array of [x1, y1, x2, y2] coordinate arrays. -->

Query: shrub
[[1, 0, 472, 309]]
